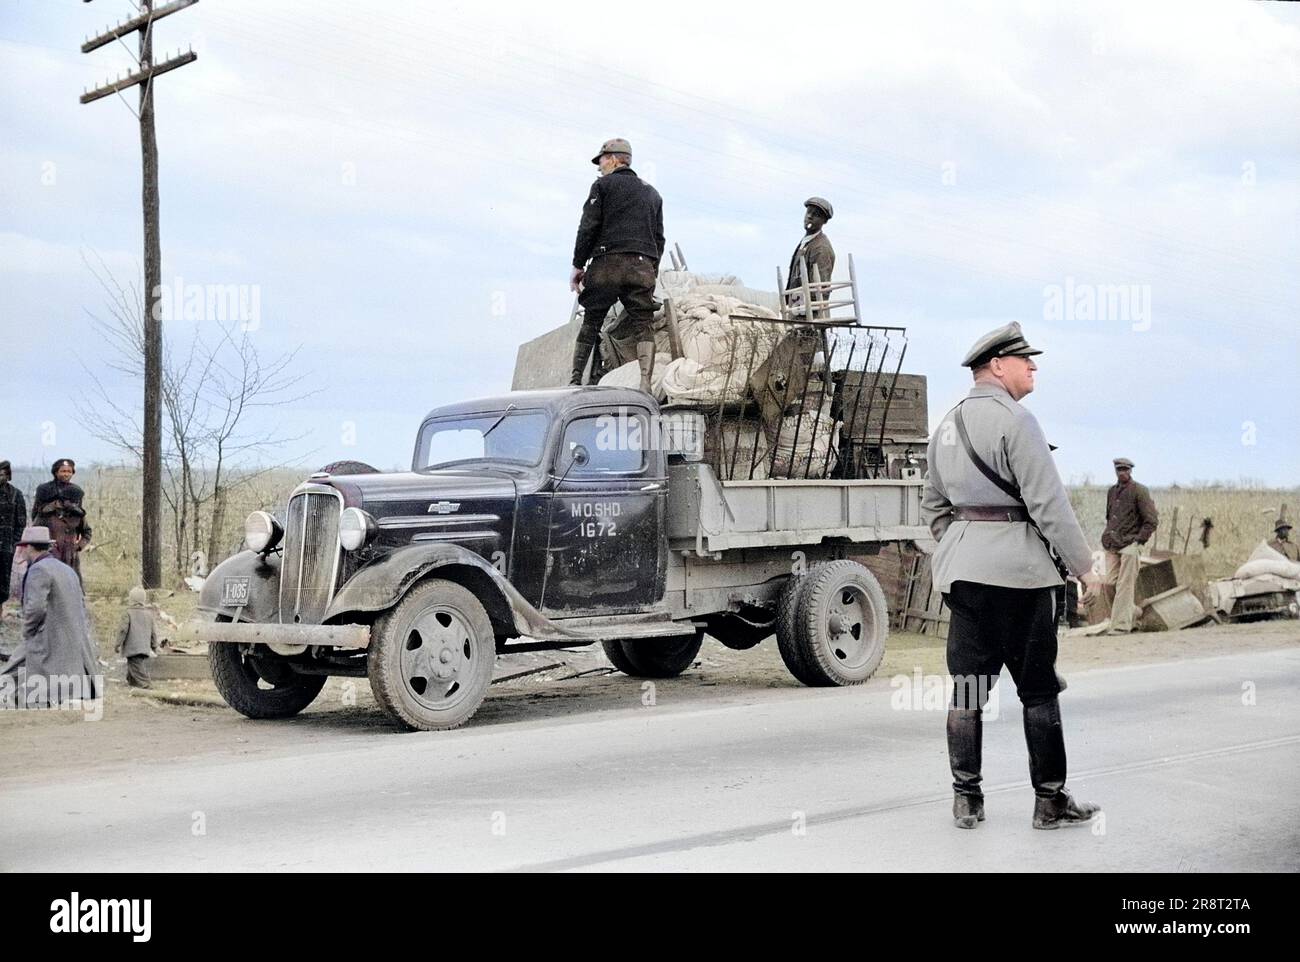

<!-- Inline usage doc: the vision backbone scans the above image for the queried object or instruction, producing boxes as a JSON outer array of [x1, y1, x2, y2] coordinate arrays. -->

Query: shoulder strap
[[953, 402, 1069, 576], [953, 402, 1022, 502]]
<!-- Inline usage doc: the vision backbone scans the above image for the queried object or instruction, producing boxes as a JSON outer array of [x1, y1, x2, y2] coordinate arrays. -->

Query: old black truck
[[198, 385, 929, 730]]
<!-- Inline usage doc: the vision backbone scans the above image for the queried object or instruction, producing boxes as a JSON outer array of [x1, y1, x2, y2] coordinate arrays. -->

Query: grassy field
[[5, 465, 1294, 650], [18, 468, 1297, 596]]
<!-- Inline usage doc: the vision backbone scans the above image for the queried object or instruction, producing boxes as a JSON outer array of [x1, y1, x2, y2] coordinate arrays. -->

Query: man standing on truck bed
[[785, 197, 835, 318], [921, 321, 1102, 831], [569, 138, 665, 394], [1100, 457, 1158, 634]]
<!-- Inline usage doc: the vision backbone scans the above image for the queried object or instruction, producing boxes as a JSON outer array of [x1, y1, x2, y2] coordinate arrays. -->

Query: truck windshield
[[414, 410, 550, 470]]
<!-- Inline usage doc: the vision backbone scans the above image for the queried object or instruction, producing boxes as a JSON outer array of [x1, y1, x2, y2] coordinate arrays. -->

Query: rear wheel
[[368, 579, 496, 731], [776, 573, 817, 685], [788, 561, 889, 687], [603, 631, 703, 678], [209, 622, 327, 720]]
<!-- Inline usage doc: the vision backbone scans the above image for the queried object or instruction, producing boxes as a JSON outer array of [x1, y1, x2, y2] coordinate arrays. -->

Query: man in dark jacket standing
[[0, 460, 26, 622], [1101, 457, 1158, 633], [785, 197, 836, 318], [570, 138, 665, 393]]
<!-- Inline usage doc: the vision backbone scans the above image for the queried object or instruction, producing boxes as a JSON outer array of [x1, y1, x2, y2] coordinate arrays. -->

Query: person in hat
[[569, 138, 666, 394], [1100, 457, 1158, 633], [921, 321, 1102, 830], [785, 197, 836, 319], [0, 460, 26, 623], [1267, 520, 1299, 563], [115, 586, 159, 688], [0, 526, 100, 707], [30, 458, 91, 582]]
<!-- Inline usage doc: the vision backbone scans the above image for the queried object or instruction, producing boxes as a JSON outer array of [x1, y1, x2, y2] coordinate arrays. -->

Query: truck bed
[[665, 462, 929, 554]]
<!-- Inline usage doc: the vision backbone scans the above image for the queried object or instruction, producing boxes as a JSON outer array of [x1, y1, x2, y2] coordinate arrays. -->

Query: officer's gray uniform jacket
[[921, 382, 1094, 593]]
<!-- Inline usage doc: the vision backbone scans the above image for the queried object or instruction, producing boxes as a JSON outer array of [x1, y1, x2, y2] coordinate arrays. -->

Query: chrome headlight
[[339, 507, 377, 551], [245, 510, 283, 554]]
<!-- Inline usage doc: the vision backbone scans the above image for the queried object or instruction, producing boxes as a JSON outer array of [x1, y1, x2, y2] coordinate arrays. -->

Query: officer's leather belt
[[954, 505, 1029, 522]]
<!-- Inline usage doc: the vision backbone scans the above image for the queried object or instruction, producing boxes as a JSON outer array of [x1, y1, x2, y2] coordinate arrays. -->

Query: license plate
[[221, 576, 251, 607]]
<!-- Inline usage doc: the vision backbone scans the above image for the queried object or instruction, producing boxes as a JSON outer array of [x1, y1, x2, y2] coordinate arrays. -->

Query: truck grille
[[280, 489, 342, 624]]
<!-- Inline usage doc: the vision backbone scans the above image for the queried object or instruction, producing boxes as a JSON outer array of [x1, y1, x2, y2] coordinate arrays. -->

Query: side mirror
[[570, 444, 590, 467]]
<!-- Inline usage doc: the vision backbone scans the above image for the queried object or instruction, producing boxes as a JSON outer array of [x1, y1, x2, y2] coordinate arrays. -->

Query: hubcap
[[822, 584, 875, 669], [399, 606, 478, 710]]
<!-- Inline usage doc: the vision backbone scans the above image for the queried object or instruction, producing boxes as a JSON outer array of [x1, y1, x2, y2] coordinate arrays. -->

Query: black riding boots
[[1024, 698, 1101, 829], [947, 708, 985, 829]]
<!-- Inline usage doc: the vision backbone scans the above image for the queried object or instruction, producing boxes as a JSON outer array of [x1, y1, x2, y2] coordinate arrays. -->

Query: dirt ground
[[3, 612, 1297, 785]]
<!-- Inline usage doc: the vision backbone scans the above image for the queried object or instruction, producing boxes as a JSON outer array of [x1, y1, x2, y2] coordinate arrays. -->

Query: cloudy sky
[[2, 0, 1297, 485]]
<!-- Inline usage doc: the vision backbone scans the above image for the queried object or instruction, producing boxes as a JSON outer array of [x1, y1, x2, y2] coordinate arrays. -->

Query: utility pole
[[80, 0, 198, 589]]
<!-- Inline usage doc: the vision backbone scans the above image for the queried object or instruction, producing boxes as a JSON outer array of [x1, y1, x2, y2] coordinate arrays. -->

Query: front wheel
[[368, 579, 497, 731], [209, 638, 327, 720], [603, 631, 703, 678]]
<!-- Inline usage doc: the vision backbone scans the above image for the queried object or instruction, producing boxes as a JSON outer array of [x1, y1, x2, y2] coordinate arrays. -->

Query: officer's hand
[[569, 267, 585, 293], [1079, 571, 1102, 602]]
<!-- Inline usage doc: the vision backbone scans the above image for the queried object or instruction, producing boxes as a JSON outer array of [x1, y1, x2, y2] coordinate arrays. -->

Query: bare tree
[[75, 252, 318, 578]]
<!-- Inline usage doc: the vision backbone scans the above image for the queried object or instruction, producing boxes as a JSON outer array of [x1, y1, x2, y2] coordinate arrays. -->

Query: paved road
[[3, 648, 1297, 871]]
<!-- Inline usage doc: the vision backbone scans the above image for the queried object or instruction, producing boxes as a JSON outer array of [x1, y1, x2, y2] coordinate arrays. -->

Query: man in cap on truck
[[569, 138, 665, 394], [921, 321, 1102, 831], [785, 197, 836, 318]]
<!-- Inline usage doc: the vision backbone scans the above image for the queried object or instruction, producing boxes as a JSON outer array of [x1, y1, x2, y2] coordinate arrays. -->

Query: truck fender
[[324, 543, 551, 638], [198, 550, 282, 623]]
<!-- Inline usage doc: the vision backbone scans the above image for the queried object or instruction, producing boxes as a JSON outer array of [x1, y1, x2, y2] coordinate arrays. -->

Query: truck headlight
[[245, 510, 283, 554], [339, 507, 377, 551]]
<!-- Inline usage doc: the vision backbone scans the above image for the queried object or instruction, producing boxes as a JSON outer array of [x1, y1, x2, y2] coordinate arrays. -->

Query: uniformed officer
[[922, 322, 1102, 830], [1268, 520, 1300, 563], [569, 138, 665, 393], [785, 197, 835, 318], [1100, 457, 1158, 633]]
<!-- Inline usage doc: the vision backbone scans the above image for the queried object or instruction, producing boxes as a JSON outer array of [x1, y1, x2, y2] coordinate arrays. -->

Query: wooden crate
[[857, 541, 949, 639], [832, 372, 929, 440]]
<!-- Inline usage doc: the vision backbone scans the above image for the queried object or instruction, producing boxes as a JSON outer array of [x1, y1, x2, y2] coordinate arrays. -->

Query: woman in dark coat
[[30, 459, 91, 581]]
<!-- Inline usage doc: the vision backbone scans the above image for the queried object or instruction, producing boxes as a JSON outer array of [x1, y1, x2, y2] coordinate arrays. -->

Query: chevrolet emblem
[[427, 501, 460, 514]]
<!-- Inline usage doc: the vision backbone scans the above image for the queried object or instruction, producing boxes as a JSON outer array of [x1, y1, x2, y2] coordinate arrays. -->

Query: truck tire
[[368, 579, 496, 731], [604, 631, 703, 678], [776, 573, 818, 685], [601, 639, 643, 675], [209, 635, 327, 720], [789, 560, 889, 687], [704, 613, 773, 651]]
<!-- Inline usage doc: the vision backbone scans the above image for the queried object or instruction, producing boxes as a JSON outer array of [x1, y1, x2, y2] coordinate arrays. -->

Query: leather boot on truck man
[[568, 138, 665, 394]]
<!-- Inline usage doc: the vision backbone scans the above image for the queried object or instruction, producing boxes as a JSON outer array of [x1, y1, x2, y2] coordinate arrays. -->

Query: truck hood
[[331, 470, 517, 509]]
